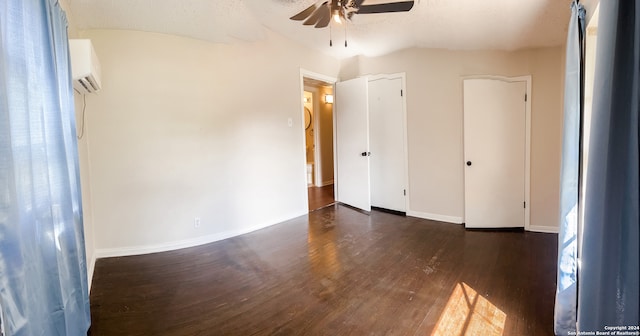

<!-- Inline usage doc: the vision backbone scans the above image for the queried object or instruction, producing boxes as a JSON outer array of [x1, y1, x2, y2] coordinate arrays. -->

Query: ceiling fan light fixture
[[291, 0, 415, 28], [333, 11, 342, 24], [289, 0, 416, 48]]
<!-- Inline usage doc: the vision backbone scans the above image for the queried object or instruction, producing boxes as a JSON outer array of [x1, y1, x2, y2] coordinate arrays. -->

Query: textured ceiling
[[66, 0, 572, 59]]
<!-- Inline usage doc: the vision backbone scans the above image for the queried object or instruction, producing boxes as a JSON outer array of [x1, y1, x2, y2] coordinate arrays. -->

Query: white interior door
[[464, 79, 526, 228], [369, 77, 406, 212], [335, 77, 371, 212]]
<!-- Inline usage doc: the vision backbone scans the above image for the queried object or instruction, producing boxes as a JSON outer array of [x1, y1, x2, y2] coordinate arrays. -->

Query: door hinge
[[400, 89, 403, 97], [524, 201, 526, 208], [525, 93, 528, 102], [403, 189, 406, 196]]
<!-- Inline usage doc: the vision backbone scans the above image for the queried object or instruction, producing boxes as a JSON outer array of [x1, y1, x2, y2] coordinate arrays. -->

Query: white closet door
[[369, 77, 406, 212], [464, 79, 526, 228], [335, 77, 371, 212]]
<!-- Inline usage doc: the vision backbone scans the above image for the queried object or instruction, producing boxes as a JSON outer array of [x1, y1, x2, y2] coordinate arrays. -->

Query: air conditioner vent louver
[[69, 39, 102, 94], [77, 76, 99, 93]]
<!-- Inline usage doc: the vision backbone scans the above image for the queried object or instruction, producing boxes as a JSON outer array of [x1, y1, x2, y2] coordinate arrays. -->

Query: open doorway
[[302, 75, 335, 211]]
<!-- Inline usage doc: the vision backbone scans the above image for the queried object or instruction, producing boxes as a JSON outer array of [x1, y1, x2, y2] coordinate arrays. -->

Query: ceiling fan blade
[[315, 5, 331, 28], [354, 0, 366, 7], [290, 4, 317, 21], [303, 2, 327, 25], [357, 1, 414, 14]]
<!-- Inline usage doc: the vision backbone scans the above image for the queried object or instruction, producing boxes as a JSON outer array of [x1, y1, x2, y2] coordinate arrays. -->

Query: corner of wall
[[338, 56, 361, 80], [527, 225, 560, 234], [93, 209, 308, 259], [74, 89, 97, 294], [407, 210, 464, 224], [87, 254, 96, 292], [59, 0, 79, 38], [583, 0, 601, 24]]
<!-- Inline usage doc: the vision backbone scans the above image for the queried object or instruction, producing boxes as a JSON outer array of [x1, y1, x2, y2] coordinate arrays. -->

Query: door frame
[[303, 85, 323, 186], [299, 69, 338, 211], [367, 73, 410, 213], [462, 75, 532, 231]]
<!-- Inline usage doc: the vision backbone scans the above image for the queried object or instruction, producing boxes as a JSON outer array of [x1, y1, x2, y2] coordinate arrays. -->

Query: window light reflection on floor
[[431, 282, 506, 336]]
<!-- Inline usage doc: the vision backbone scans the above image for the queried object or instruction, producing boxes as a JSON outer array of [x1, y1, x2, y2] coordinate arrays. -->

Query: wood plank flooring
[[307, 184, 335, 211], [89, 205, 557, 336]]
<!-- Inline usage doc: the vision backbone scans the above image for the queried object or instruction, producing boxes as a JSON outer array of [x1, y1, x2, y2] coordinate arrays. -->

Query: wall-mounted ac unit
[[69, 39, 102, 94]]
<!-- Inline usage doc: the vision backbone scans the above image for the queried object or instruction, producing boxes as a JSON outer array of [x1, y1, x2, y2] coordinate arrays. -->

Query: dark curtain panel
[[578, 0, 639, 332]]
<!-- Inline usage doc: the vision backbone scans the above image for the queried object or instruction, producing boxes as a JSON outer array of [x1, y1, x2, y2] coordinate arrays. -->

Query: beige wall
[[80, 29, 340, 254], [523, 48, 564, 231], [355, 47, 563, 230], [73, 27, 562, 259], [355, 50, 526, 221]]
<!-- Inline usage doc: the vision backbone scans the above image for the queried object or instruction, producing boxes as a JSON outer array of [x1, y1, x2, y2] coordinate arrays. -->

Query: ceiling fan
[[290, 0, 415, 28]]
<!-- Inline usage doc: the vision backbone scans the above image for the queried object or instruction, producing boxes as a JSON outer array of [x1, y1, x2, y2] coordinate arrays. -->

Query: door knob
[[361, 152, 367, 157], [466, 161, 472, 166]]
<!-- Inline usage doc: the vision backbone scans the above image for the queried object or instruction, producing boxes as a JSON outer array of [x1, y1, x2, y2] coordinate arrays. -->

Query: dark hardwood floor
[[307, 184, 335, 211], [89, 205, 557, 336]]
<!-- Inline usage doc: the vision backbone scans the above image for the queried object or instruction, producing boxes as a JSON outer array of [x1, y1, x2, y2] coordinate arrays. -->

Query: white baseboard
[[394, 209, 559, 233], [94, 210, 308, 259], [407, 210, 464, 224], [527, 225, 559, 233]]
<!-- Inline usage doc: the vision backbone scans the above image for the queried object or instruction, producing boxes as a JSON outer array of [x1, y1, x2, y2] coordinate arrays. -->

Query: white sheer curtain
[[554, 1, 585, 335], [0, 0, 91, 335]]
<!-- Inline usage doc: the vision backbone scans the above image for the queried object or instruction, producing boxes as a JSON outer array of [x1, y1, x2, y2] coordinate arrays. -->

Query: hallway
[[308, 184, 334, 211]]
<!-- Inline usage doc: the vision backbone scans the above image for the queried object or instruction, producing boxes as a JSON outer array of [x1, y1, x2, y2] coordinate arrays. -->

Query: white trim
[[461, 75, 532, 230], [332, 83, 339, 204], [95, 210, 308, 259], [300, 69, 339, 85], [407, 210, 464, 224], [579, 2, 600, 251], [312, 88, 322, 186], [304, 85, 321, 186], [300, 69, 338, 211], [522, 76, 532, 232], [527, 225, 559, 234], [87, 254, 96, 292], [299, 81, 310, 207], [400, 74, 410, 215]]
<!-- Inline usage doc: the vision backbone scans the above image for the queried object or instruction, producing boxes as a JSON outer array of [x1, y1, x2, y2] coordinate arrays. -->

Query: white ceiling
[[66, 0, 572, 59]]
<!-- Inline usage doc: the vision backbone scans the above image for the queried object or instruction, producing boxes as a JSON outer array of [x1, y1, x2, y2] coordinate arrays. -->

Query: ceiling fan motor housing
[[290, 0, 415, 29]]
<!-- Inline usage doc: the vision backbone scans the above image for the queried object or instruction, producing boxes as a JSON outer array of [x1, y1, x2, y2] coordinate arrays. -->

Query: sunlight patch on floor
[[431, 282, 506, 336]]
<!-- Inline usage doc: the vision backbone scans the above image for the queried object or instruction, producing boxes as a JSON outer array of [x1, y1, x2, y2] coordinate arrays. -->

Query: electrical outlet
[[194, 217, 201, 228]]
